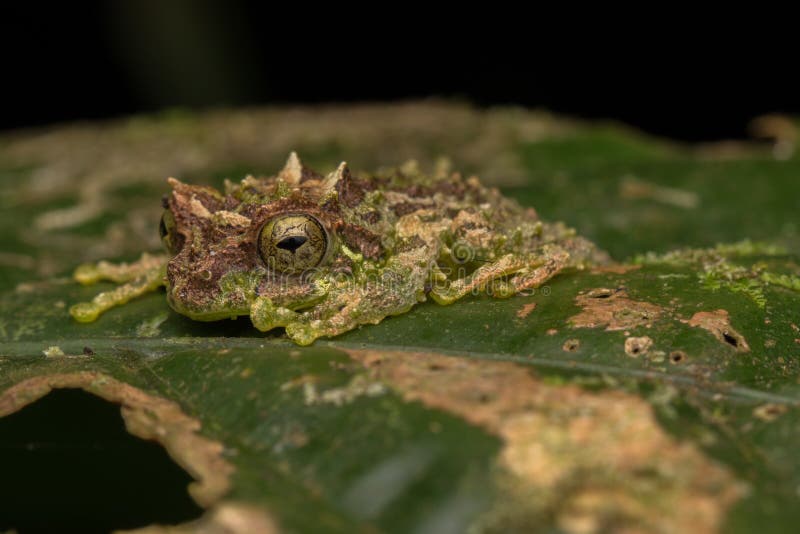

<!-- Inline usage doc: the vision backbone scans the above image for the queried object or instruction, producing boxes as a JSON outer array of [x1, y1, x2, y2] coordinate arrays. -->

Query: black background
[[2, 3, 797, 142]]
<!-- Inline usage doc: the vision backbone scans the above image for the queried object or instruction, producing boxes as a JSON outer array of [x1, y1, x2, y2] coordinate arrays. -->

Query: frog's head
[[160, 153, 383, 321]]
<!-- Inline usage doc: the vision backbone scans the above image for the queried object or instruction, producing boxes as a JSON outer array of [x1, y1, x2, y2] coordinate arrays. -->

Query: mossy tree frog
[[70, 153, 603, 345]]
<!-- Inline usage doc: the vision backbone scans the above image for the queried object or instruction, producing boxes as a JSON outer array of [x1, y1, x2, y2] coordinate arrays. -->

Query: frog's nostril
[[276, 236, 307, 253]]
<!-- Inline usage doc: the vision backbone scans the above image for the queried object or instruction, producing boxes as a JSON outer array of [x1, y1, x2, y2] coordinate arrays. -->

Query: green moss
[[761, 272, 800, 291], [634, 241, 798, 308]]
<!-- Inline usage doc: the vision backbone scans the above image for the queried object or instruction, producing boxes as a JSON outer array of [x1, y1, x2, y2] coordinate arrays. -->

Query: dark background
[[2, 3, 796, 142]]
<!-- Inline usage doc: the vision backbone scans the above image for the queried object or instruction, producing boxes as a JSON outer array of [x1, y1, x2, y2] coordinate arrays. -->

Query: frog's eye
[[258, 214, 329, 273], [159, 210, 184, 254]]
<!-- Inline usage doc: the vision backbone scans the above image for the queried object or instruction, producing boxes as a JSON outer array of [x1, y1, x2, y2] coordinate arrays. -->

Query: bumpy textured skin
[[70, 154, 605, 345]]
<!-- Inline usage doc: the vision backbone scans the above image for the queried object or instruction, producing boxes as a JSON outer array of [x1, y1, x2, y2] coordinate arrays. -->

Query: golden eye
[[258, 214, 328, 273], [159, 210, 183, 254]]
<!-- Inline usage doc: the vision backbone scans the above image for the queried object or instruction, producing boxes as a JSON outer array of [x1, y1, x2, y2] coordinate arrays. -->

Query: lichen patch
[[42, 345, 65, 357], [0, 372, 233, 508], [345, 349, 745, 533], [570, 287, 663, 331], [302, 374, 387, 407], [684, 309, 750, 353]]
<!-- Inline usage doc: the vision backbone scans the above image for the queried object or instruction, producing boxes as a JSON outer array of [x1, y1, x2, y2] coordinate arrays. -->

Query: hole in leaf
[[722, 331, 740, 348], [0, 389, 203, 533], [670, 350, 687, 364]]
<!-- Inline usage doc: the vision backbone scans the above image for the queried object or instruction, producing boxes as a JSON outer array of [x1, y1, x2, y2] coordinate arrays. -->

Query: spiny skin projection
[[70, 153, 605, 345]]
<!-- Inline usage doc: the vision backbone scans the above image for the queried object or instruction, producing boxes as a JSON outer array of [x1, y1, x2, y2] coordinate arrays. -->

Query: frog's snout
[[165, 260, 250, 321]]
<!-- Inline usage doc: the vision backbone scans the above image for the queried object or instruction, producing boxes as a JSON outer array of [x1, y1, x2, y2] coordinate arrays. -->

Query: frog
[[70, 153, 606, 345]]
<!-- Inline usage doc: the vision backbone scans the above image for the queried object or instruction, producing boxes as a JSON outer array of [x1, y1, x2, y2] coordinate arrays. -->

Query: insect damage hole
[[722, 331, 741, 349], [624, 336, 653, 357], [0, 389, 203, 533], [669, 351, 687, 364]]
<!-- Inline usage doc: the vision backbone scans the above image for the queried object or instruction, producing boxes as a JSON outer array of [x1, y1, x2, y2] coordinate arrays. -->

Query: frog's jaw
[[165, 266, 262, 322], [165, 294, 250, 322]]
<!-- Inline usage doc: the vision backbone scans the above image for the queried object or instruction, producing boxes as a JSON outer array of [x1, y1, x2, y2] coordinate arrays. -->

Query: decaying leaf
[[1, 103, 800, 531], [569, 287, 663, 331], [346, 349, 745, 533], [684, 310, 750, 353]]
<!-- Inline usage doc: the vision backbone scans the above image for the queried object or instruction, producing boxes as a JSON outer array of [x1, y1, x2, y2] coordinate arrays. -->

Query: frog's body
[[70, 154, 604, 345]]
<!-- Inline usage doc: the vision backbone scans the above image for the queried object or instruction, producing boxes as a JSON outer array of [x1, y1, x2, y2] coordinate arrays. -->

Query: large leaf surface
[[1, 103, 798, 532]]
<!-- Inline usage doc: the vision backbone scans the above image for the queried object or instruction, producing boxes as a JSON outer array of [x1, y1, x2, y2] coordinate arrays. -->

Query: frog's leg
[[293, 283, 425, 345], [429, 250, 570, 304], [252, 222, 442, 345], [252, 276, 426, 345], [69, 253, 167, 323], [495, 250, 570, 296], [251, 261, 431, 346], [429, 253, 529, 304], [73, 252, 167, 284], [250, 297, 303, 333]]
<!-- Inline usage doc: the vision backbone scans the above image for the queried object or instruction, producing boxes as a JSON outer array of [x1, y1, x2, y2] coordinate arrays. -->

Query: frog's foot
[[73, 252, 168, 285], [70, 261, 166, 323], [429, 250, 570, 304], [430, 253, 531, 304], [498, 250, 570, 296], [252, 292, 354, 345], [250, 296, 302, 332], [254, 282, 421, 346]]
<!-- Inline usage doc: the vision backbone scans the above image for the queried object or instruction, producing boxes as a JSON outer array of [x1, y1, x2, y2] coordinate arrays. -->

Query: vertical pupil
[[276, 235, 307, 252]]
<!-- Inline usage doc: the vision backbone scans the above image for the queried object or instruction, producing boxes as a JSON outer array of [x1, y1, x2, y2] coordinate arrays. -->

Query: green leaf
[[1, 104, 799, 532]]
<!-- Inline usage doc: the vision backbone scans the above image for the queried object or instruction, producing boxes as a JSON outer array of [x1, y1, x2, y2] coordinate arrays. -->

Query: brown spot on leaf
[[570, 288, 663, 331], [562, 339, 581, 352], [344, 349, 744, 533], [753, 403, 788, 422], [0, 372, 233, 508], [684, 310, 750, 353], [590, 263, 642, 275], [624, 336, 653, 357], [516, 302, 537, 319], [619, 177, 700, 209]]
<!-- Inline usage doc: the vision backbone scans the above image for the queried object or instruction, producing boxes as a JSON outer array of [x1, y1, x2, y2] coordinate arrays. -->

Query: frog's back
[[225, 154, 604, 267]]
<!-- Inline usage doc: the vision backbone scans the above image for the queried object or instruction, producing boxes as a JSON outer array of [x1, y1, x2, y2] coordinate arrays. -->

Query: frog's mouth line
[[165, 292, 250, 322]]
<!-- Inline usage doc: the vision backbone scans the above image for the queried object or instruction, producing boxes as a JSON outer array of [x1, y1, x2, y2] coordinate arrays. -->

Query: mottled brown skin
[[71, 153, 605, 345]]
